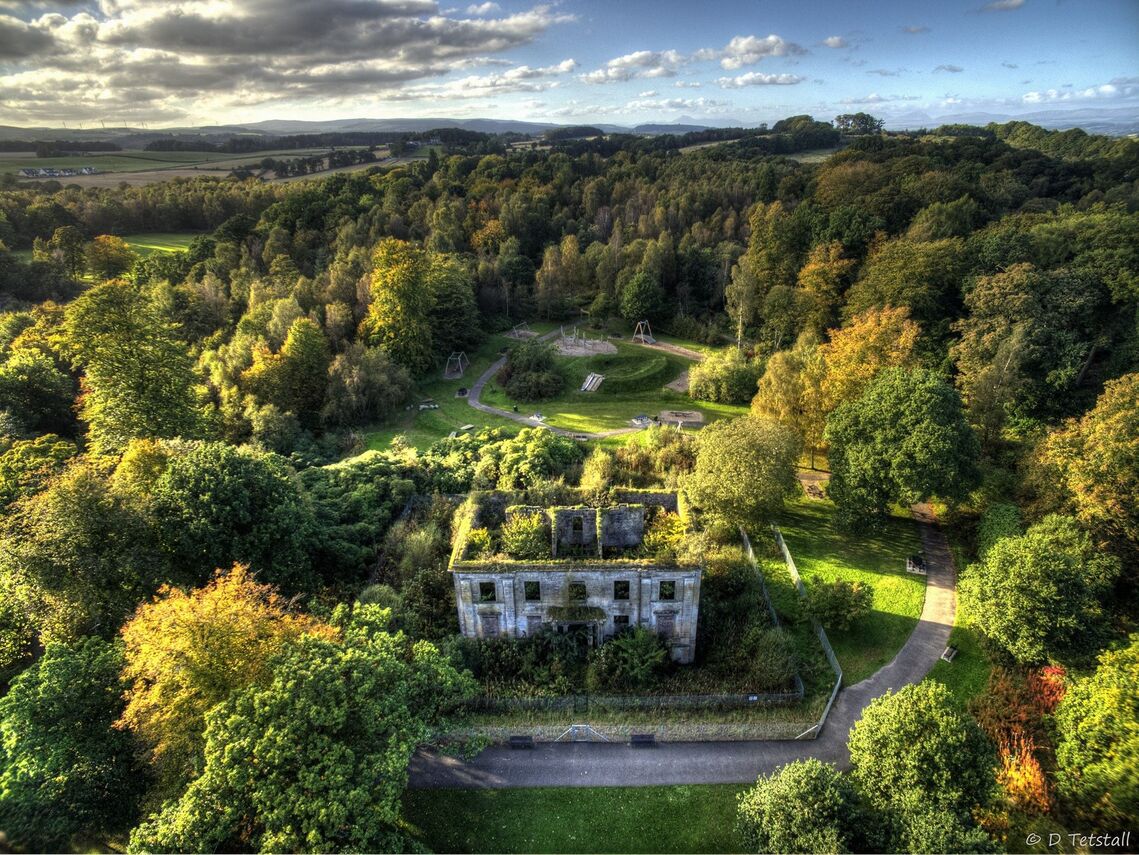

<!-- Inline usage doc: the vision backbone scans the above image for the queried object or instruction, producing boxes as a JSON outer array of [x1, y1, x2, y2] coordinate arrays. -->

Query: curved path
[[408, 504, 956, 788], [466, 330, 645, 440]]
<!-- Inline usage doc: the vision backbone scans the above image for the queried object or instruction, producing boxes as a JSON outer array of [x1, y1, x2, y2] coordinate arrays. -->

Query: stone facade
[[451, 493, 702, 663]]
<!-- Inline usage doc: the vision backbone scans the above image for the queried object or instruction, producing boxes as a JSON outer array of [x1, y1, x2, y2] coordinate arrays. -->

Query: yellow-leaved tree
[[818, 305, 920, 412], [117, 564, 336, 789]]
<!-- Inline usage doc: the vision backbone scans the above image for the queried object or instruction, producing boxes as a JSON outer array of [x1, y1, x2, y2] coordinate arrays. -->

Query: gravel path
[[408, 504, 957, 788]]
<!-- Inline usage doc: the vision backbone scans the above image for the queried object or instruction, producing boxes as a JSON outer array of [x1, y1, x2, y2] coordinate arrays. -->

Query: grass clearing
[[357, 328, 747, 452], [356, 325, 558, 453], [121, 232, 200, 255], [479, 338, 746, 434], [777, 495, 925, 685], [403, 785, 748, 853]]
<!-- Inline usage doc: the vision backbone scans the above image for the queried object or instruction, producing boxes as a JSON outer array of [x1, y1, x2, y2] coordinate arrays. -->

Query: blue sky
[[0, 0, 1136, 127]]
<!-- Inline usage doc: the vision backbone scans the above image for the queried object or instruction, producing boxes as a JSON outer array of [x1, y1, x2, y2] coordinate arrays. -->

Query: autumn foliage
[[117, 564, 336, 783]]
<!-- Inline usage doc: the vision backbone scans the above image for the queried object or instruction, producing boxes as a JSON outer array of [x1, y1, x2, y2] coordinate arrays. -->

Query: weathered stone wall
[[600, 504, 644, 549], [552, 507, 599, 556], [452, 563, 702, 663], [614, 489, 678, 513]]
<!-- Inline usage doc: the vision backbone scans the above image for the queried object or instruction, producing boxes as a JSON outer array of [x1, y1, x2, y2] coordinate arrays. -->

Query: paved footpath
[[408, 503, 956, 788], [466, 330, 642, 440]]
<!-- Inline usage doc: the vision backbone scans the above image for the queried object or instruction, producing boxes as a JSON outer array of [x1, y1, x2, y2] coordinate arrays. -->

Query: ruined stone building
[[449, 490, 702, 663]]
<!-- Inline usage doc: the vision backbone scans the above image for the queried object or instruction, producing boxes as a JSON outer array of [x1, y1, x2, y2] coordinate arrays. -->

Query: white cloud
[[717, 71, 805, 88], [638, 89, 657, 97], [0, 1, 577, 122], [901, 25, 930, 34], [981, 0, 1024, 10], [840, 92, 920, 104], [580, 49, 685, 83], [822, 36, 847, 49], [466, 1, 501, 14], [935, 64, 964, 73], [1022, 80, 1135, 103], [713, 34, 807, 69], [674, 80, 702, 88]]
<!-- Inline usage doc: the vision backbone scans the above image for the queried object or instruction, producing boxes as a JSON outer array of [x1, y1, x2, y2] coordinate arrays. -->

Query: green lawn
[[777, 495, 926, 685], [121, 232, 200, 255], [357, 326, 557, 453], [479, 338, 747, 435], [358, 329, 747, 452], [403, 785, 748, 854]]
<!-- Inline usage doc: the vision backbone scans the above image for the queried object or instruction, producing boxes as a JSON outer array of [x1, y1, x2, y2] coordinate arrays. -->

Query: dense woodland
[[0, 118, 1136, 852]]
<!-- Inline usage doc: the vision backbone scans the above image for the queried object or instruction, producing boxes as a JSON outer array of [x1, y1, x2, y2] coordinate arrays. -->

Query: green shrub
[[500, 511, 550, 560], [465, 527, 494, 559], [975, 502, 1021, 559], [805, 577, 873, 631], [641, 509, 686, 561], [688, 350, 762, 404], [586, 627, 668, 692], [737, 759, 866, 854], [500, 340, 565, 401]]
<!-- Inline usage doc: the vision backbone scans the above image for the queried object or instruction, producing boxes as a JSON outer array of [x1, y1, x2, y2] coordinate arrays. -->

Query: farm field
[[403, 785, 748, 854], [778, 495, 926, 684], [2, 146, 387, 186]]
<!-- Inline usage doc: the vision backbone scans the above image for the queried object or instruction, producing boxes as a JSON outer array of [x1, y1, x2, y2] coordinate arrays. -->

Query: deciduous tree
[[825, 367, 979, 528], [849, 683, 996, 848], [686, 416, 800, 528], [128, 607, 474, 854], [1054, 635, 1139, 823], [0, 639, 145, 852], [959, 515, 1119, 666], [118, 565, 335, 789], [737, 759, 866, 854], [58, 280, 201, 455]]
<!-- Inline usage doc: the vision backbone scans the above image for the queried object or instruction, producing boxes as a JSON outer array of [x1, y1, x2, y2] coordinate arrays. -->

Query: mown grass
[[479, 338, 746, 434], [356, 325, 558, 453], [121, 232, 200, 255], [403, 785, 748, 854], [777, 495, 925, 685]]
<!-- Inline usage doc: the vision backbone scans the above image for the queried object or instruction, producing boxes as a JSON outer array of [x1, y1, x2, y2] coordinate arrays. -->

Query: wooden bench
[[629, 733, 656, 748], [508, 735, 535, 750]]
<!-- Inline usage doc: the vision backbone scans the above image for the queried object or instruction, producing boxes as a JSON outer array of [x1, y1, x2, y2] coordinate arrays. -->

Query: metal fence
[[469, 684, 804, 715], [771, 524, 844, 739]]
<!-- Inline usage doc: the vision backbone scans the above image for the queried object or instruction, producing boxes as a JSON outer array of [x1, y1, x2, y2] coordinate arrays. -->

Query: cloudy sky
[[0, 0, 1136, 127]]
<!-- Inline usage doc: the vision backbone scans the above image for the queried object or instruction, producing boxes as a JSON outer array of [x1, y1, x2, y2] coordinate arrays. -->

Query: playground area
[[555, 325, 617, 357], [357, 322, 748, 452]]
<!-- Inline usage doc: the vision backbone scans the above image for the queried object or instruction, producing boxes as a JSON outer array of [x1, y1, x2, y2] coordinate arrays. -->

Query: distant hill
[[1, 107, 1135, 150], [632, 123, 712, 135]]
